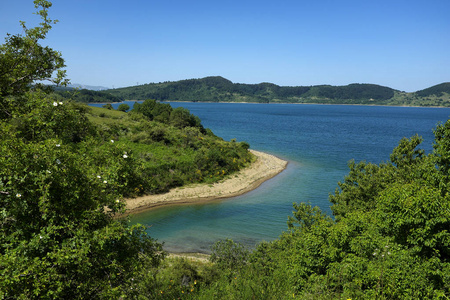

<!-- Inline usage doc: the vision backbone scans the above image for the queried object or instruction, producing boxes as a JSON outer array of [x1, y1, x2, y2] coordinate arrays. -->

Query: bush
[[210, 239, 250, 271], [117, 103, 130, 112]]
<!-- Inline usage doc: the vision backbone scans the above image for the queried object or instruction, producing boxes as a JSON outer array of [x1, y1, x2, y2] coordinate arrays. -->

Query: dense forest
[[106, 76, 450, 106], [52, 87, 124, 103], [1, 1, 449, 299]]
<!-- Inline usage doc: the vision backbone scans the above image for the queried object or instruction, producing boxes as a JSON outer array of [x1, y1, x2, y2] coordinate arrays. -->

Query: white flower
[[16, 193, 21, 198], [97, 175, 101, 179], [111, 140, 114, 143], [103, 180, 107, 184], [47, 170, 52, 174], [39, 235, 43, 239], [123, 154, 128, 158], [59, 102, 63, 105], [56, 144, 60, 147], [53, 102, 58, 106], [116, 199, 120, 203]]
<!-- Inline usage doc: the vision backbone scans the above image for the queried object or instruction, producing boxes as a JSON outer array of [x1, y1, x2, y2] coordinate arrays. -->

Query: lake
[[91, 102, 450, 253]]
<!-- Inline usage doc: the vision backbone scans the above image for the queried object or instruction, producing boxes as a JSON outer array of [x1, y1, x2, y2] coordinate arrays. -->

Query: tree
[[0, 0, 69, 119], [0, 2, 164, 298], [117, 103, 130, 112], [102, 103, 113, 109]]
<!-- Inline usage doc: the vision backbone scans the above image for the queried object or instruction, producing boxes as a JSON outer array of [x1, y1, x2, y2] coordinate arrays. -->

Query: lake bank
[[123, 150, 288, 215]]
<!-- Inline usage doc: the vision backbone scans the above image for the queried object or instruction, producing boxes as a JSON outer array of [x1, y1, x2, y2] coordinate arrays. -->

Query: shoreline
[[123, 150, 288, 216], [92, 100, 450, 109]]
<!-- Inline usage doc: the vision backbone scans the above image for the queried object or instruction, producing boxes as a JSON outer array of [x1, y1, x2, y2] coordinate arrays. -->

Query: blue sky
[[1, 0, 449, 92]]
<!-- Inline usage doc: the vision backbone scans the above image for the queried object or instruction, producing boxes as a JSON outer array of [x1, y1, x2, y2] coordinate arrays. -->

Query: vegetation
[[131, 123, 450, 299], [52, 87, 124, 103], [416, 82, 450, 97], [117, 103, 130, 112], [106, 76, 450, 106], [0, 2, 251, 298], [106, 76, 397, 104], [2, 1, 450, 299]]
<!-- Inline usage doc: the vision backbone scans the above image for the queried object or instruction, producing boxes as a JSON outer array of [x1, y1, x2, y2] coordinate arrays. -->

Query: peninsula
[[124, 150, 288, 214]]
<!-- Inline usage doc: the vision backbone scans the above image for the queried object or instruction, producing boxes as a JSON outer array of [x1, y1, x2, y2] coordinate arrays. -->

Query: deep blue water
[[92, 102, 450, 253]]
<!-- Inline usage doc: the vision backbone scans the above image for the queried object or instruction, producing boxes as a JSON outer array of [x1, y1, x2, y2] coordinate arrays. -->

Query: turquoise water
[[94, 102, 450, 253]]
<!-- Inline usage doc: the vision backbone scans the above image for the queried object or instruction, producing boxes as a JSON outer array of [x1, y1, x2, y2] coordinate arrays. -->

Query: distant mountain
[[104, 77, 450, 107]]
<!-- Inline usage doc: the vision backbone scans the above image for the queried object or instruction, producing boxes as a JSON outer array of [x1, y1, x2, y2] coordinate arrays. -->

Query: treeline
[[107, 76, 397, 103], [53, 87, 124, 103], [416, 82, 450, 97], [106, 77, 450, 106]]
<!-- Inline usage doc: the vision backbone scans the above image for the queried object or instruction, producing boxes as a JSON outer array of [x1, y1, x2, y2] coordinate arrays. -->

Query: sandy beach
[[124, 150, 288, 215]]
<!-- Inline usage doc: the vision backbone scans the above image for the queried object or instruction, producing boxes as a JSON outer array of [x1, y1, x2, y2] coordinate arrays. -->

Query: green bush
[[210, 239, 250, 271]]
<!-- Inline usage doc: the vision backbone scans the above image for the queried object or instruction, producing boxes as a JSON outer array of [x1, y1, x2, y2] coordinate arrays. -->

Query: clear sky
[[1, 0, 449, 92]]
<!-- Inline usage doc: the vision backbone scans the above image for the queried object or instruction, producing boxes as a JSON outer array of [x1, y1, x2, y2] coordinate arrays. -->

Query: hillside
[[52, 87, 124, 103], [106, 76, 450, 106], [416, 82, 450, 97]]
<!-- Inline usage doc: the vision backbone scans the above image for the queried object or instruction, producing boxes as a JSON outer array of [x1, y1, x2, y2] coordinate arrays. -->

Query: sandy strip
[[123, 150, 288, 215]]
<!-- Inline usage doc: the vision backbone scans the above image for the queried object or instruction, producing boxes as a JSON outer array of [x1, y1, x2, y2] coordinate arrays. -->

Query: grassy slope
[[86, 105, 254, 197]]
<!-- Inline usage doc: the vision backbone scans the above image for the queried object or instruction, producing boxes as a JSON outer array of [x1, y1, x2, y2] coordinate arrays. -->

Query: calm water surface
[[94, 102, 450, 253]]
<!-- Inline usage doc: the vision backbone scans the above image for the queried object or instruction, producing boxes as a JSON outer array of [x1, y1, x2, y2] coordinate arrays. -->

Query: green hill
[[106, 76, 397, 104], [52, 87, 124, 103], [415, 82, 450, 97], [105, 76, 450, 106]]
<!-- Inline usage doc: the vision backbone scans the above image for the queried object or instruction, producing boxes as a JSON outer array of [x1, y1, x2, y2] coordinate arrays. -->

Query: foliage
[[117, 103, 130, 112], [0, 94, 166, 298], [0, 2, 251, 298], [0, 0, 68, 108], [416, 82, 450, 97], [105, 77, 450, 106], [210, 239, 250, 271], [103, 103, 113, 109], [105, 76, 396, 103], [170, 122, 450, 300], [53, 88, 123, 103], [5, 2, 450, 299]]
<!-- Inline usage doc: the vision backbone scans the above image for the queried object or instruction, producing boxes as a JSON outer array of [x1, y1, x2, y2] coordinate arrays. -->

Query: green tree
[[0, 2, 164, 298], [193, 123, 450, 299], [117, 103, 130, 112], [133, 99, 157, 119], [0, 0, 69, 119], [210, 239, 250, 271], [102, 103, 113, 109]]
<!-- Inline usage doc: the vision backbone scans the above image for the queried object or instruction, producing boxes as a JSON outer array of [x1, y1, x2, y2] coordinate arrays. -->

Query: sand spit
[[124, 150, 288, 215]]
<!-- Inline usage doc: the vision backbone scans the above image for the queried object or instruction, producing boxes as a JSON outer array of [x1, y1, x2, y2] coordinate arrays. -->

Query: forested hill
[[415, 82, 450, 97], [106, 76, 450, 106], [106, 76, 396, 104], [52, 87, 124, 103]]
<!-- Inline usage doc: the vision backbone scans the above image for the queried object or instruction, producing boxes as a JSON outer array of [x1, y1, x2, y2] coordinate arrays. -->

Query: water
[[93, 102, 450, 253]]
